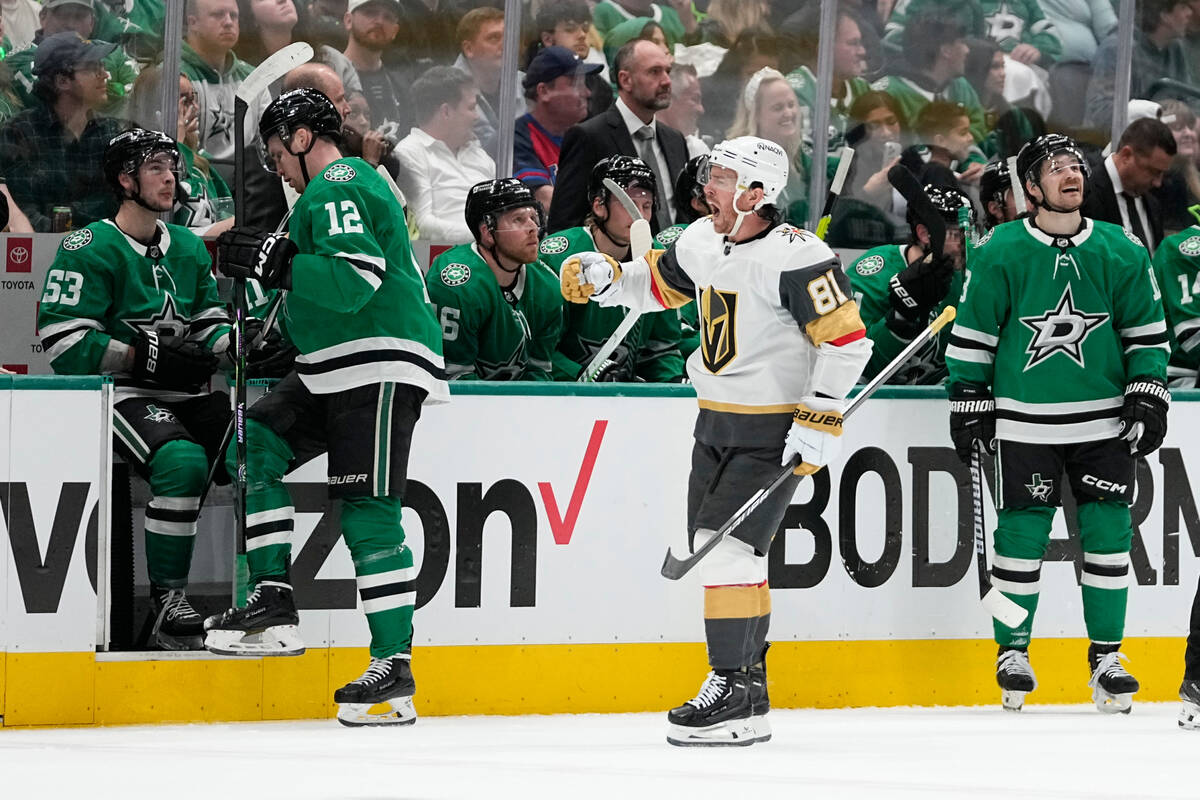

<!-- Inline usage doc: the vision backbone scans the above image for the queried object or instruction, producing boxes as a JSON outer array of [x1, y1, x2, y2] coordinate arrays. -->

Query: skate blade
[[337, 697, 417, 728], [203, 625, 306, 657], [1093, 687, 1134, 714], [666, 719, 757, 747], [1178, 700, 1200, 730], [1000, 690, 1028, 711], [751, 713, 772, 743]]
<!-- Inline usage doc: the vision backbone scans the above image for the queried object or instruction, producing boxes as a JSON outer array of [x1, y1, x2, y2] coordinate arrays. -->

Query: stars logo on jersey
[[62, 229, 93, 251], [1180, 236, 1200, 257], [122, 294, 189, 340], [539, 235, 569, 255], [855, 255, 885, 276], [656, 225, 684, 246], [975, 229, 994, 247], [440, 263, 471, 286], [1018, 284, 1109, 371], [700, 286, 738, 374], [1123, 228, 1147, 248], [1025, 473, 1053, 502], [323, 163, 356, 183], [143, 404, 177, 424]]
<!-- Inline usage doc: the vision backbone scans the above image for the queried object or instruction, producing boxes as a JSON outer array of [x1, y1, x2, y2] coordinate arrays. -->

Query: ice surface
[[0, 704, 1196, 799]]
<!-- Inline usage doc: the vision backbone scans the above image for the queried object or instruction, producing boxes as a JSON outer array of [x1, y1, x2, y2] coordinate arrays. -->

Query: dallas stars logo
[[440, 263, 471, 286], [123, 294, 189, 340], [539, 235, 569, 255], [62, 229, 93, 251], [1026, 473, 1053, 502], [1180, 236, 1200, 256], [856, 255, 885, 276], [323, 163, 356, 183], [144, 405, 177, 424], [1018, 284, 1109, 371]]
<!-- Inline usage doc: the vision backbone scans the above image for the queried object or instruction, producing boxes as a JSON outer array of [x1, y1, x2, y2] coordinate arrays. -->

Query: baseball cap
[[33, 31, 116, 75], [522, 46, 602, 91], [43, 0, 94, 9], [347, 0, 400, 13]]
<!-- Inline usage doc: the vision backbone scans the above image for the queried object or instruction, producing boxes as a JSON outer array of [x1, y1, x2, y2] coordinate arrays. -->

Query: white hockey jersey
[[598, 217, 872, 445]]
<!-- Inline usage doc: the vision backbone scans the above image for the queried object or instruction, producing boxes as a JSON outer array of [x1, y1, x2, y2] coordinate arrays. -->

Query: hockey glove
[[783, 398, 844, 476], [247, 327, 299, 379], [561, 251, 621, 304], [217, 227, 297, 290], [1118, 376, 1170, 457], [948, 382, 996, 463], [887, 252, 953, 336], [130, 331, 219, 393]]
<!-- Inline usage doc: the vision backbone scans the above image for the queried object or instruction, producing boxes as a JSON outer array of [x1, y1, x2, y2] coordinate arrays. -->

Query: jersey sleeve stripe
[[297, 347, 447, 380], [1124, 341, 1172, 354], [950, 325, 999, 347], [805, 301, 866, 347], [1120, 321, 1166, 337], [829, 328, 867, 346], [945, 344, 994, 364], [40, 317, 102, 341], [1173, 318, 1200, 338], [44, 329, 90, 361], [646, 248, 695, 309]]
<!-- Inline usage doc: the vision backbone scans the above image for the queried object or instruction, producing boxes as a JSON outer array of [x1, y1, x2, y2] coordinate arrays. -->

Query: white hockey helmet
[[703, 136, 789, 208]]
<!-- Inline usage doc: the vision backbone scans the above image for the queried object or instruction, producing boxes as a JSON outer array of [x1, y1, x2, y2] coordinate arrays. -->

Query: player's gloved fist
[[217, 226, 297, 290], [1119, 376, 1169, 457], [888, 251, 953, 324], [131, 330, 219, 393], [247, 329, 299, 379], [783, 398, 845, 476], [560, 251, 621, 304], [948, 382, 996, 463]]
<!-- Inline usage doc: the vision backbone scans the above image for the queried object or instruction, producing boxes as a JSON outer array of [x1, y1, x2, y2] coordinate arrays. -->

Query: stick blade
[[982, 587, 1029, 628], [660, 546, 696, 580], [629, 218, 653, 257], [237, 41, 314, 102]]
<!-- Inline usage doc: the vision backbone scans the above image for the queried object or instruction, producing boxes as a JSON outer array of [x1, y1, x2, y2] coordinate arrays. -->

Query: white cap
[[347, 0, 400, 14]]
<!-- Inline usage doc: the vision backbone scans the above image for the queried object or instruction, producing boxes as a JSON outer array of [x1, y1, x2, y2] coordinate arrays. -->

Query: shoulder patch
[[975, 228, 994, 247], [774, 225, 814, 244], [323, 163, 357, 183], [656, 225, 685, 245], [62, 229, 93, 251], [440, 262, 471, 286], [1123, 227, 1147, 249], [1180, 235, 1200, 257], [855, 254, 886, 276], [540, 235, 570, 255]]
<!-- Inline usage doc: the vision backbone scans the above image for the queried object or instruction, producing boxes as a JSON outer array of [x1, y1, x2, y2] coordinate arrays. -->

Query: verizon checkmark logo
[[538, 420, 607, 545]]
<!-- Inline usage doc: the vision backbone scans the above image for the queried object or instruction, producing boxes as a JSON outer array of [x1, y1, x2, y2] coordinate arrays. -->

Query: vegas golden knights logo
[[701, 286, 738, 373]]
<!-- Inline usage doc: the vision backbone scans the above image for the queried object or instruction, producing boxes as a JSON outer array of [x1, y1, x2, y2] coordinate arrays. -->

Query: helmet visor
[[1043, 151, 1089, 178], [491, 205, 543, 234], [697, 158, 737, 192]]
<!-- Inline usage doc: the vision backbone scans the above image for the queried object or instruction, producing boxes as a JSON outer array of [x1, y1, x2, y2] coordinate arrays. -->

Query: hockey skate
[[1088, 645, 1138, 714], [666, 670, 757, 747], [996, 647, 1037, 711], [334, 655, 417, 727], [203, 581, 305, 656], [150, 585, 204, 651], [1179, 679, 1200, 730], [747, 644, 771, 743]]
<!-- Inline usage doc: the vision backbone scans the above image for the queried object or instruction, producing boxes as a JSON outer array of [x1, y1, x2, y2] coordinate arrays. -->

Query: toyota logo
[[9, 246, 28, 264]]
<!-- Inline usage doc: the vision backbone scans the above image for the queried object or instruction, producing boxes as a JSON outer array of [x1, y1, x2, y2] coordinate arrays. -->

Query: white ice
[[1, 704, 1196, 799]]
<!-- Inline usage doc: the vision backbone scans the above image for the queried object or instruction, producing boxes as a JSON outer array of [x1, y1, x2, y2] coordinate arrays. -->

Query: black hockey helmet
[[588, 155, 657, 207], [674, 154, 709, 222], [906, 184, 976, 233], [465, 178, 545, 244], [259, 87, 342, 146], [1015, 133, 1089, 202], [104, 127, 181, 199], [980, 159, 1010, 208]]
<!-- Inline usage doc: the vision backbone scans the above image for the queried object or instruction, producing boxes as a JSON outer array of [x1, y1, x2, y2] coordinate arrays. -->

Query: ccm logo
[[1083, 474, 1127, 493], [329, 473, 368, 485]]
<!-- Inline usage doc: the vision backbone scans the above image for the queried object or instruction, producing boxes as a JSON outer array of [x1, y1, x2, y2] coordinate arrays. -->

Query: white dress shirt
[[395, 127, 496, 245], [614, 96, 676, 215], [1104, 153, 1155, 252]]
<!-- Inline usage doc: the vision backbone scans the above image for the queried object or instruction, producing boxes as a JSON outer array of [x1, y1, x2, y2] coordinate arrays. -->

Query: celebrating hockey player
[[560, 136, 872, 745], [539, 155, 684, 382], [426, 179, 564, 380], [979, 159, 1020, 231], [848, 184, 973, 384], [38, 128, 233, 650], [206, 88, 448, 727], [946, 133, 1171, 714]]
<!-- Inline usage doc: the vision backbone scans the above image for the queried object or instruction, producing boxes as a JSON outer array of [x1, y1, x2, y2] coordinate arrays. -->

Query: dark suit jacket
[[1081, 157, 1164, 253], [547, 103, 689, 235]]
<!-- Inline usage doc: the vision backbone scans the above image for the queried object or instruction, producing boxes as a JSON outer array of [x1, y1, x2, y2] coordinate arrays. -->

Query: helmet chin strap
[[727, 187, 755, 239]]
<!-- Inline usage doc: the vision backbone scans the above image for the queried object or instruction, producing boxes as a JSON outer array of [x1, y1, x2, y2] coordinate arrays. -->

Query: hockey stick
[[578, 179, 655, 382], [971, 440, 1029, 628], [1005, 155, 1027, 216], [815, 146, 854, 240], [661, 305, 958, 580], [888, 164, 947, 257], [228, 41, 313, 604]]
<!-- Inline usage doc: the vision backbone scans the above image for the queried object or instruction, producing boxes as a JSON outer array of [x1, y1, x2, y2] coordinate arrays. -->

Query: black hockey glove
[[247, 328, 299, 379], [948, 382, 996, 463], [1118, 376, 1170, 458], [887, 252, 954, 336], [131, 331, 219, 393], [217, 226, 297, 290]]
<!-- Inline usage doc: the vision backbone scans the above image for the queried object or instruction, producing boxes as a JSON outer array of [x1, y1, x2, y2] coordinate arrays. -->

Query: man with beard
[[425, 179, 564, 381], [946, 134, 1170, 715], [341, 0, 412, 138], [548, 38, 686, 233]]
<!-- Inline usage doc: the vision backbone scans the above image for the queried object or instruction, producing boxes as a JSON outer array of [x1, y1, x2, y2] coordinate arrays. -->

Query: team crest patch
[[855, 255, 886, 276], [440, 263, 471, 286], [1026, 473, 1053, 502], [1123, 227, 1146, 248], [323, 163, 356, 183], [540, 235, 569, 255], [144, 404, 177, 424], [1180, 236, 1200, 256], [976, 229, 994, 247], [62, 229, 92, 251], [656, 226, 684, 245]]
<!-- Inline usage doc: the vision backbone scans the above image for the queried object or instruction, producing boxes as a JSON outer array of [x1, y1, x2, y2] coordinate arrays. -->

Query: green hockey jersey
[[849, 244, 963, 384], [37, 218, 230, 399], [946, 218, 1169, 444], [539, 226, 685, 382], [656, 223, 699, 358], [871, 73, 989, 144], [285, 157, 447, 402], [1152, 225, 1200, 381], [426, 243, 564, 381]]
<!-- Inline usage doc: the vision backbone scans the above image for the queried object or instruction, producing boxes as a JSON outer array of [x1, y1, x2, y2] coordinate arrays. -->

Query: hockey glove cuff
[[888, 251, 953, 323], [131, 331, 219, 393], [561, 252, 621, 304], [1119, 376, 1170, 458], [783, 398, 845, 476], [217, 227, 297, 290], [948, 382, 996, 463]]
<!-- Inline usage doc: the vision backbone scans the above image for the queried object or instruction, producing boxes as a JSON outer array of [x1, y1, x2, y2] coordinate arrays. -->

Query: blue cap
[[522, 46, 602, 91], [33, 31, 116, 75]]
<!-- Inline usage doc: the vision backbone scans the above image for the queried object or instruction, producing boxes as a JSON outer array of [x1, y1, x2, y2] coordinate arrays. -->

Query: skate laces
[[1089, 651, 1131, 687], [997, 649, 1033, 677], [152, 589, 199, 632], [687, 671, 729, 709], [349, 657, 392, 687]]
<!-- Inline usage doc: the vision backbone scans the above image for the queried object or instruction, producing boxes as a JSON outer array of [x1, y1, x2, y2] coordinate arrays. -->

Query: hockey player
[[205, 88, 448, 727], [426, 178, 564, 380], [38, 128, 232, 650], [539, 155, 684, 382], [1151, 222, 1200, 387], [560, 136, 872, 745], [979, 159, 1020, 230], [848, 185, 973, 384], [946, 133, 1170, 713]]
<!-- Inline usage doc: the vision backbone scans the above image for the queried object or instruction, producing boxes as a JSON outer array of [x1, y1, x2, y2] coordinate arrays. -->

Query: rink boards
[[1, 379, 1198, 725]]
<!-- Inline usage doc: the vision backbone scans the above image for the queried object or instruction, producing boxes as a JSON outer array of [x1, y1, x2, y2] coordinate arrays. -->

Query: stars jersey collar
[[103, 218, 174, 261], [471, 242, 528, 305], [1022, 216, 1093, 251]]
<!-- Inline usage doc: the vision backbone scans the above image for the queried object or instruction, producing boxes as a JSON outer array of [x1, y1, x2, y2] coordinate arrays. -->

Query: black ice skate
[[996, 647, 1037, 711], [666, 669, 756, 747], [203, 580, 305, 656], [1088, 644, 1138, 714], [150, 585, 204, 651], [1179, 679, 1200, 730], [747, 644, 771, 743], [334, 655, 417, 727]]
